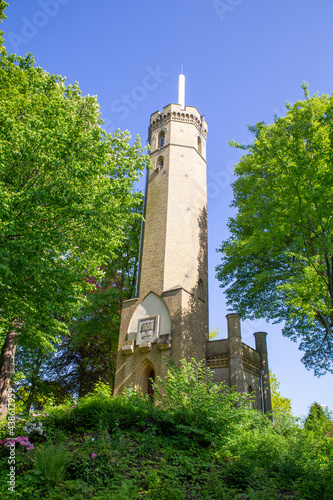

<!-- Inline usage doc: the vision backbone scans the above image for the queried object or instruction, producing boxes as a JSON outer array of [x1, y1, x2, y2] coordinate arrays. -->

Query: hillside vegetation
[[1, 360, 332, 500]]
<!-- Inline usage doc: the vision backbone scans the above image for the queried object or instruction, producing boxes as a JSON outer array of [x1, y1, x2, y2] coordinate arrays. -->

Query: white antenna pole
[[178, 65, 185, 110]]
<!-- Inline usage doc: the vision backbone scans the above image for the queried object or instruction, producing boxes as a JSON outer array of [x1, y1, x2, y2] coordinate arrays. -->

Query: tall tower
[[114, 72, 209, 396]]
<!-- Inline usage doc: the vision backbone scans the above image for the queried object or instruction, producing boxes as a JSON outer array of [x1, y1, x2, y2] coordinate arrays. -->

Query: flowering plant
[[0, 436, 34, 451], [22, 417, 44, 436]]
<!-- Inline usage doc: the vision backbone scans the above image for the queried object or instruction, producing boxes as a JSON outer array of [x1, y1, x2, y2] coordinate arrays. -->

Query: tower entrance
[[137, 361, 155, 398]]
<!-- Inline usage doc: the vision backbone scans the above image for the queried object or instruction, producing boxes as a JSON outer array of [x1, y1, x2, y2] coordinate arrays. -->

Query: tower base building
[[114, 73, 271, 414]]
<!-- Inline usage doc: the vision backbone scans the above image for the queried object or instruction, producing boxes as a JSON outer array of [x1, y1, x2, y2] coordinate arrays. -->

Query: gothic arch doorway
[[137, 360, 155, 399]]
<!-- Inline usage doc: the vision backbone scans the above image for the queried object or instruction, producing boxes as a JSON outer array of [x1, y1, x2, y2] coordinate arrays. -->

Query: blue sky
[[3, 0, 333, 417]]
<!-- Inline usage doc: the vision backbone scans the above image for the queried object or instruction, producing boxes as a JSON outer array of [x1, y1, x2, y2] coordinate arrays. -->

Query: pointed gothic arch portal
[[137, 361, 155, 400]]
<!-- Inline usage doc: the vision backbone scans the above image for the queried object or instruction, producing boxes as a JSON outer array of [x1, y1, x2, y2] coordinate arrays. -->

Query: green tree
[[216, 85, 333, 375], [269, 371, 292, 416], [44, 206, 143, 398], [304, 401, 332, 434], [209, 327, 220, 340], [11, 345, 72, 413], [0, 6, 148, 418]]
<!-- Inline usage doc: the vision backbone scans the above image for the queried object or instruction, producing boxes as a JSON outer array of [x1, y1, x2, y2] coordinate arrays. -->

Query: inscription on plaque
[[137, 316, 159, 345]]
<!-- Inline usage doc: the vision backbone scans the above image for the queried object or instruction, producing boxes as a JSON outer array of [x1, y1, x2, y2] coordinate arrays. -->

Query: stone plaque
[[137, 316, 159, 346]]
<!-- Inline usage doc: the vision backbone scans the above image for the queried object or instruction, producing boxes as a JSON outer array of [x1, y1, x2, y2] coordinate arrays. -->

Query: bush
[[10, 361, 331, 499], [154, 358, 257, 445], [43, 383, 154, 435], [292, 429, 333, 499]]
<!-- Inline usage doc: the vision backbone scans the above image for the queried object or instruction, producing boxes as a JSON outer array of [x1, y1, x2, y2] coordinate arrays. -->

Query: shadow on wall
[[181, 205, 209, 362]]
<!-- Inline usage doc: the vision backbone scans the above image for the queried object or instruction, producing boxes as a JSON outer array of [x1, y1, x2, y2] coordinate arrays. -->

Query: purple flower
[[4, 440, 15, 447], [0, 436, 33, 451], [91, 453, 97, 460]]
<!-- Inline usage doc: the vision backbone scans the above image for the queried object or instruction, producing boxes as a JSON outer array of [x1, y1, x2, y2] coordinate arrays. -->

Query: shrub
[[154, 358, 256, 445], [43, 383, 154, 435]]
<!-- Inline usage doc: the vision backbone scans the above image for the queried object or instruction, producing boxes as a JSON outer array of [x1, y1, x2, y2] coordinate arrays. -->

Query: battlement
[[149, 103, 208, 137]]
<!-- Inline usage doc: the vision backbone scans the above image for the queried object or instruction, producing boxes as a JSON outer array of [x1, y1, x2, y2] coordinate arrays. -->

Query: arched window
[[159, 131, 165, 148], [156, 156, 164, 170], [248, 385, 253, 394], [198, 278, 205, 301], [197, 136, 202, 155]]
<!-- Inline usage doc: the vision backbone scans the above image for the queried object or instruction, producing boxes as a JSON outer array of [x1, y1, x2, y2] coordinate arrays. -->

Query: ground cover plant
[[0, 360, 332, 499]]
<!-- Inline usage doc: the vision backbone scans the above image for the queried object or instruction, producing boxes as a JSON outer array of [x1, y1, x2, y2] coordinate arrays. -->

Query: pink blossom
[[91, 453, 97, 459], [4, 440, 15, 447], [0, 436, 34, 451]]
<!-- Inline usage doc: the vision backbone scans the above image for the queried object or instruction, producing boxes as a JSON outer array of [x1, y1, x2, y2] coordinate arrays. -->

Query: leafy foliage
[[11, 345, 72, 413], [154, 358, 255, 446], [0, 1, 7, 51], [209, 327, 220, 339], [0, 48, 147, 349], [34, 444, 69, 485], [10, 200, 143, 409], [216, 85, 333, 374], [0, 362, 332, 499], [0, 12, 148, 416], [42, 383, 153, 435], [304, 401, 332, 434], [269, 371, 292, 416], [45, 197, 143, 397]]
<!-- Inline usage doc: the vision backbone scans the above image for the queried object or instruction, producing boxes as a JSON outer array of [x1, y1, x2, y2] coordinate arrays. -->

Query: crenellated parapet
[[149, 103, 208, 148]]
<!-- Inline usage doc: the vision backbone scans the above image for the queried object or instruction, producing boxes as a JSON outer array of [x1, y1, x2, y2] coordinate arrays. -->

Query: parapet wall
[[205, 314, 272, 413]]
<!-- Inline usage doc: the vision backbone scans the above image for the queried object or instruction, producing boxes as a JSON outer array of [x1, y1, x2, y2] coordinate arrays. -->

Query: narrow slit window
[[197, 136, 202, 155]]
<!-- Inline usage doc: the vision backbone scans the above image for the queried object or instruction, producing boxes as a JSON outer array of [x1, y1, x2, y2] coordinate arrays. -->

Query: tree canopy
[[0, 4, 149, 417], [0, 52, 146, 348], [216, 84, 333, 375], [304, 402, 332, 435], [269, 371, 292, 416], [41, 203, 143, 399]]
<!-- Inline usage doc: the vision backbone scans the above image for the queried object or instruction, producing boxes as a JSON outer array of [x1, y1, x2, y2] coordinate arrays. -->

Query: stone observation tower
[[113, 71, 271, 413], [114, 69, 209, 396]]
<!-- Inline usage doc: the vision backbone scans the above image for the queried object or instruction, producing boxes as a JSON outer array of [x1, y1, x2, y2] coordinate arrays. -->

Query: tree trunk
[[0, 328, 18, 420]]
